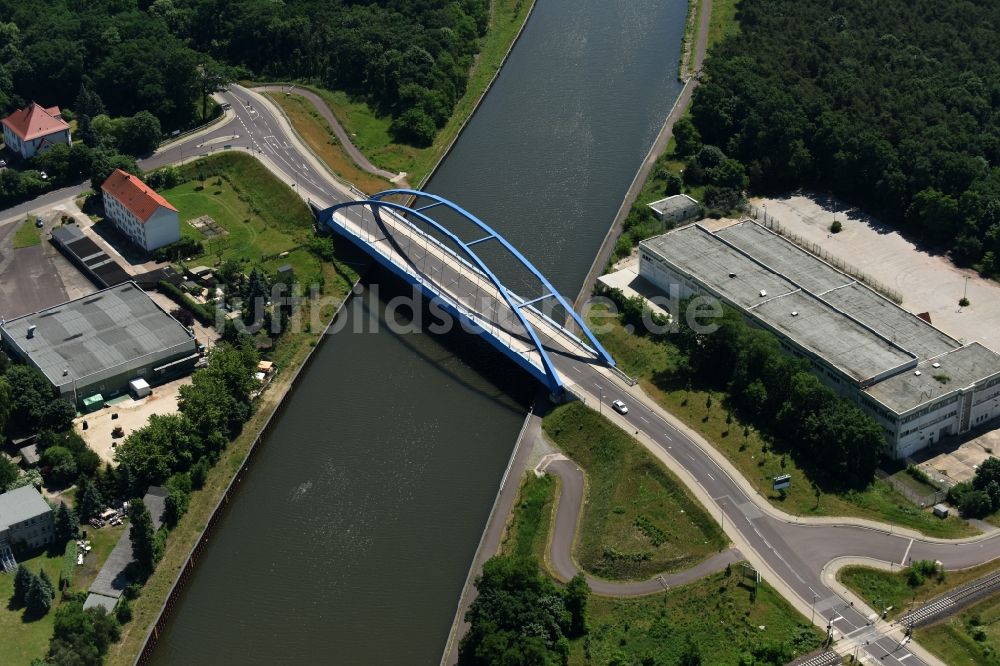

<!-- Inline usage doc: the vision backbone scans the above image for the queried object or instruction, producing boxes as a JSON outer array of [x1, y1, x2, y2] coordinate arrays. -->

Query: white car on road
[[611, 400, 628, 415]]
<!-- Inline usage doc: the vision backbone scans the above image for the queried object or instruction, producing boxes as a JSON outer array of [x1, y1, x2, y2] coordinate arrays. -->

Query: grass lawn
[[543, 402, 728, 581], [839, 560, 1000, 622], [263, 93, 391, 195], [575, 571, 821, 665], [916, 591, 1000, 666], [0, 548, 67, 666], [590, 304, 977, 538], [707, 0, 742, 49], [300, 0, 534, 185], [12, 219, 41, 249], [501, 473, 557, 562], [106, 159, 359, 666]]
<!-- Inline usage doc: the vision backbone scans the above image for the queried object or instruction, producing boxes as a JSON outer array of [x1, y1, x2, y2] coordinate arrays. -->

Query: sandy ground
[[75, 375, 193, 465], [750, 194, 1000, 351]]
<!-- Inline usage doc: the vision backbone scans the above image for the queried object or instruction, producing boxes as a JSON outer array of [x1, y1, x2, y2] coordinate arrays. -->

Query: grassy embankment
[[12, 218, 41, 249], [293, 0, 534, 186], [500, 409, 820, 664], [839, 560, 1000, 622], [0, 525, 124, 666], [105, 153, 358, 665], [589, 303, 977, 538], [541, 402, 727, 581], [262, 93, 391, 195], [916, 592, 1000, 666]]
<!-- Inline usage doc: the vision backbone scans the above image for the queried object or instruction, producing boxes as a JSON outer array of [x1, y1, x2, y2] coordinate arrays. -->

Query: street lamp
[[811, 592, 819, 624]]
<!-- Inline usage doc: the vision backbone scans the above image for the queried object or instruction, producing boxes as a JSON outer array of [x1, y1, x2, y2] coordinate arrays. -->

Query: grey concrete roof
[[716, 221, 852, 294], [642, 226, 798, 309], [1, 282, 194, 387], [752, 291, 914, 382], [648, 194, 699, 216], [87, 488, 168, 600], [18, 444, 40, 466], [821, 283, 959, 359], [83, 593, 118, 613], [866, 343, 1000, 413], [0, 486, 51, 531]]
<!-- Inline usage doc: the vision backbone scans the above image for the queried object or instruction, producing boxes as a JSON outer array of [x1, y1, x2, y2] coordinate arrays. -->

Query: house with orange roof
[[1, 101, 72, 160], [100, 169, 181, 252]]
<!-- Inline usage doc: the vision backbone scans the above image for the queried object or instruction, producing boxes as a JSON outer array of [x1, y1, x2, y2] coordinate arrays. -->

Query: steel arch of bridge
[[319, 189, 615, 393]]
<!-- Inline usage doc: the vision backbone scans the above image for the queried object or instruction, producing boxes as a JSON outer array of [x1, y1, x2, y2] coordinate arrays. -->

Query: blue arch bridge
[[318, 190, 616, 395]]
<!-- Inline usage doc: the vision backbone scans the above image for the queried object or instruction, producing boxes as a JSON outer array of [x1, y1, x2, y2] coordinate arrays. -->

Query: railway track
[[897, 569, 1000, 628]]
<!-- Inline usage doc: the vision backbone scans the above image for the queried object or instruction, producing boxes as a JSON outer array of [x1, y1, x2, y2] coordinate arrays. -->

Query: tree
[[75, 84, 106, 118], [13, 565, 33, 606], [50, 601, 120, 666], [960, 489, 993, 518], [196, 60, 231, 120], [674, 117, 702, 156], [76, 478, 105, 521], [563, 574, 589, 637], [116, 596, 132, 624], [89, 151, 142, 191], [42, 399, 77, 432], [115, 413, 200, 484], [391, 107, 436, 147], [6, 365, 54, 432], [664, 172, 683, 195], [679, 637, 703, 666], [190, 458, 209, 490], [0, 375, 13, 436], [0, 453, 17, 492], [459, 556, 570, 665], [40, 446, 77, 487], [128, 499, 161, 576], [118, 111, 162, 156], [26, 568, 55, 616], [54, 502, 79, 544]]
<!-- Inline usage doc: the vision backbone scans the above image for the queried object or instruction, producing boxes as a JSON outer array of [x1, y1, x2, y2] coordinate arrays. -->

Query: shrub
[[959, 297, 970, 307], [152, 236, 203, 262], [830, 220, 843, 233], [158, 281, 215, 326]]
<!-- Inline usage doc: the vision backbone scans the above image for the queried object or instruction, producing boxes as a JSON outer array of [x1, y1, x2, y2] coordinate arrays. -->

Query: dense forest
[[689, 0, 1000, 275], [0, 0, 488, 144]]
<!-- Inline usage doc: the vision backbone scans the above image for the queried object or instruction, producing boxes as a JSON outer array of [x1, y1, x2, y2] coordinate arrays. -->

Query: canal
[[149, 1, 687, 663]]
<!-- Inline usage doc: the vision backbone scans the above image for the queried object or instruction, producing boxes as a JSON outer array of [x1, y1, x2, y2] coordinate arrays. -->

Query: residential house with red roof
[[101, 169, 181, 252], [1, 102, 72, 160]]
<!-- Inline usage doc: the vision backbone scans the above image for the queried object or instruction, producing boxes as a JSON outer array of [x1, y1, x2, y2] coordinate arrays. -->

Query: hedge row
[[158, 281, 216, 327]]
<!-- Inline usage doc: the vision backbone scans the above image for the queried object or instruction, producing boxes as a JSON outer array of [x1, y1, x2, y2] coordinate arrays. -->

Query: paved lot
[[0, 208, 95, 318], [916, 429, 1000, 486], [75, 375, 193, 465], [752, 193, 1000, 351]]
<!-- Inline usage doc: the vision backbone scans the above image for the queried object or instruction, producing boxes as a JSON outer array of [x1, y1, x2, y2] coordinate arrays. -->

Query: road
[[5, 80, 1000, 666]]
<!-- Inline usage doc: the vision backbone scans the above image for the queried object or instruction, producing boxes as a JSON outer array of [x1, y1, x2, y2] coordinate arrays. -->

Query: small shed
[[81, 393, 104, 412], [647, 194, 700, 224], [257, 360, 274, 375], [276, 264, 294, 282], [129, 378, 151, 399], [932, 504, 949, 518], [18, 444, 40, 467]]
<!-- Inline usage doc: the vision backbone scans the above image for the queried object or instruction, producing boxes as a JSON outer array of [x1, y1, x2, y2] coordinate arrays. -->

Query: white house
[[101, 169, 181, 252], [1, 102, 72, 160], [0, 486, 55, 554]]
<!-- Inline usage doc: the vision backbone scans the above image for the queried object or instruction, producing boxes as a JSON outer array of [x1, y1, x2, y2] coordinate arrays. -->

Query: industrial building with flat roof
[[0, 282, 198, 409], [639, 221, 1000, 459]]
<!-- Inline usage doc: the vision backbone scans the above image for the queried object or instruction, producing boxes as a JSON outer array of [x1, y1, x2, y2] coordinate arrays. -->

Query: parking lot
[[75, 375, 193, 465], [0, 207, 94, 318], [751, 193, 1000, 351]]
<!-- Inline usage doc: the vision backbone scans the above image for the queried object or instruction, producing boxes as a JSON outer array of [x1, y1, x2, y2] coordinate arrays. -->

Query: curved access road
[[540, 454, 743, 597], [254, 84, 405, 184]]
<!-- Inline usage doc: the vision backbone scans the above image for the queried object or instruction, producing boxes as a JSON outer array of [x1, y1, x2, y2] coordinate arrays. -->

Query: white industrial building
[[0, 282, 198, 409], [639, 220, 1000, 459], [101, 169, 181, 252]]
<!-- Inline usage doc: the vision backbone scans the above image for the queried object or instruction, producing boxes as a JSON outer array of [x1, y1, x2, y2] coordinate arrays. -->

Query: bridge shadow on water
[[343, 257, 537, 417]]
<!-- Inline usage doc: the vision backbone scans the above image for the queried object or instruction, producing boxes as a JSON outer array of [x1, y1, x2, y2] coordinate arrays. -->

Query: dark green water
[[150, 1, 686, 663]]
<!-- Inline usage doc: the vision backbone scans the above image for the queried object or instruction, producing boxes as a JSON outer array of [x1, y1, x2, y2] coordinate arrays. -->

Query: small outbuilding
[[647, 194, 700, 224], [932, 504, 950, 519], [18, 444, 40, 467], [129, 378, 151, 399]]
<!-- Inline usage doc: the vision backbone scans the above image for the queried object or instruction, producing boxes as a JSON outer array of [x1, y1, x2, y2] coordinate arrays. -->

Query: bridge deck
[[325, 200, 603, 388]]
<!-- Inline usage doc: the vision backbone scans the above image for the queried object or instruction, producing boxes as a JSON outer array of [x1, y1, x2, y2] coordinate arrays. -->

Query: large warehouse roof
[[866, 343, 1000, 413], [1, 282, 194, 387], [640, 221, 968, 385]]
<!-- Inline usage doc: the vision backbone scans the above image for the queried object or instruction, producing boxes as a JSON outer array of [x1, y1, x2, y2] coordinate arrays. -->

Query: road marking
[[897, 654, 911, 662], [639, 416, 650, 424], [901, 538, 914, 566], [664, 434, 673, 441], [572, 366, 582, 373], [706, 473, 715, 481]]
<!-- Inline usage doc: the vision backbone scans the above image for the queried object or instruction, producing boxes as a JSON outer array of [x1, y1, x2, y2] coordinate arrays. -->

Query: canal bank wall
[[133, 277, 362, 665], [573, 0, 712, 310], [439, 393, 546, 666]]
